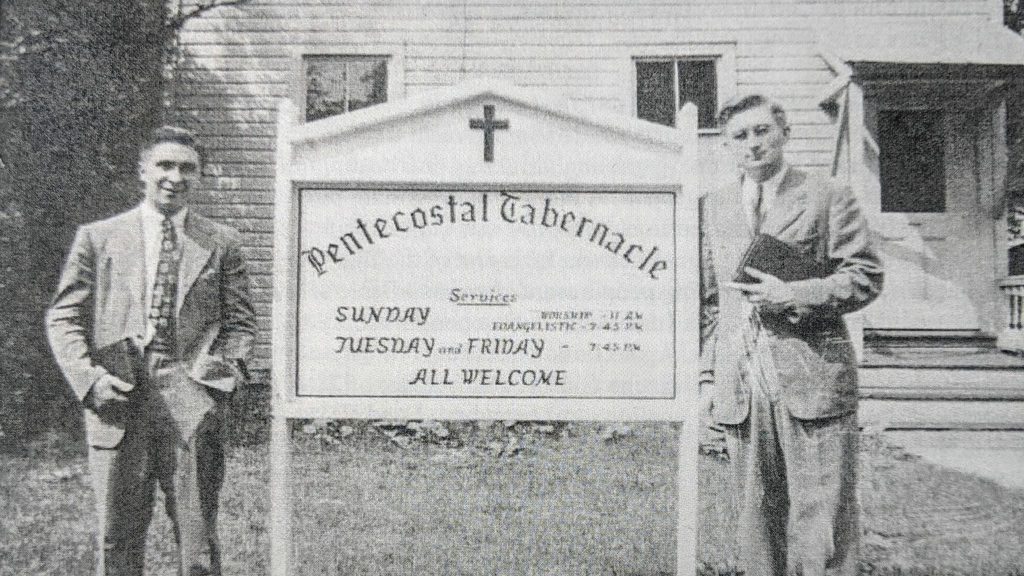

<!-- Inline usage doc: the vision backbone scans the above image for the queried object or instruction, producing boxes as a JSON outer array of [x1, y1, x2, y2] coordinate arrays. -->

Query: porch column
[[1000, 190, 1024, 352], [996, 97, 1024, 353], [846, 81, 868, 361]]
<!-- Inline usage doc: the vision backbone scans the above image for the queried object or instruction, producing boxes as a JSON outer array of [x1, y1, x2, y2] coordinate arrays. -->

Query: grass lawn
[[1, 424, 1022, 575]]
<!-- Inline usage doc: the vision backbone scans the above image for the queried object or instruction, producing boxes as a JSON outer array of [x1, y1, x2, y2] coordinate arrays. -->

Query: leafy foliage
[[1007, 0, 1023, 35], [0, 0, 249, 450], [297, 418, 573, 457]]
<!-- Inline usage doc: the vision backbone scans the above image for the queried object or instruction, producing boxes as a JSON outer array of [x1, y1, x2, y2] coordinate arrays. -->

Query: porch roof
[[817, 18, 1024, 68]]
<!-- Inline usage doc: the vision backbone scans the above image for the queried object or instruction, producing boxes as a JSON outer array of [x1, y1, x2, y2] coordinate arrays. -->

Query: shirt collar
[[140, 202, 188, 230], [746, 161, 790, 198]]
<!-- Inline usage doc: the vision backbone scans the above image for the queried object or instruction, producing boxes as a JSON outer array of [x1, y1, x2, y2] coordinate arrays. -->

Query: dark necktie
[[149, 217, 180, 352], [746, 182, 764, 234], [754, 182, 765, 233]]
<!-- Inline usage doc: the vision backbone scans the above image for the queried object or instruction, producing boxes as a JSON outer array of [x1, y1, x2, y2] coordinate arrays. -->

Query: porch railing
[[998, 275, 1024, 354]]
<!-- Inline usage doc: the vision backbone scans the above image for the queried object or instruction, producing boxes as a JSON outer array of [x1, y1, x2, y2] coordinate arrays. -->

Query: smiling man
[[46, 126, 256, 576], [700, 95, 883, 576]]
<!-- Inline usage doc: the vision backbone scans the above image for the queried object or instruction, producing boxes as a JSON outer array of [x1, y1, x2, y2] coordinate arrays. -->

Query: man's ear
[[137, 149, 150, 176]]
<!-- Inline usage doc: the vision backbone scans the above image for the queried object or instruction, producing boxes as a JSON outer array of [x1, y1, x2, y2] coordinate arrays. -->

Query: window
[[878, 110, 946, 213], [303, 55, 388, 122], [636, 58, 718, 129]]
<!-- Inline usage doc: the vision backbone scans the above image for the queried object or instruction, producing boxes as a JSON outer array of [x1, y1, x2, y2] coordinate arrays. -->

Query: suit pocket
[[772, 336, 857, 419], [775, 337, 853, 392], [197, 265, 220, 282], [189, 354, 240, 393], [816, 336, 858, 405], [155, 366, 218, 441], [193, 264, 220, 291]]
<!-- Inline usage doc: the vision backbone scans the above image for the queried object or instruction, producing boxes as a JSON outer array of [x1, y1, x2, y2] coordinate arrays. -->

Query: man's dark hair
[[141, 125, 205, 167], [717, 94, 789, 131]]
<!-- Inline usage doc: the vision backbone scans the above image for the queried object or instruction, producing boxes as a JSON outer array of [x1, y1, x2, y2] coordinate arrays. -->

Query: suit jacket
[[46, 205, 257, 447], [700, 167, 883, 424]]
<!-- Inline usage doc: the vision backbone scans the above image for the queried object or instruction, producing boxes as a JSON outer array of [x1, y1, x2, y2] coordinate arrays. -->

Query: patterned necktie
[[149, 216, 180, 351]]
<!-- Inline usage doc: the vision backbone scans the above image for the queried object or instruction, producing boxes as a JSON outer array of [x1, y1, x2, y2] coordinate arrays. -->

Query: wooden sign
[[293, 188, 678, 415], [270, 83, 700, 576]]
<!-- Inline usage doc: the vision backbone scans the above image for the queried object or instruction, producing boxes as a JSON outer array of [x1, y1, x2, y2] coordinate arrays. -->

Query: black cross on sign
[[469, 104, 509, 162]]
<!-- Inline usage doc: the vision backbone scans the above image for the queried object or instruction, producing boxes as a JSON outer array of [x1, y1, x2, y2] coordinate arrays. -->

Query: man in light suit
[[47, 126, 256, 576], [700, 95, 883, 576]]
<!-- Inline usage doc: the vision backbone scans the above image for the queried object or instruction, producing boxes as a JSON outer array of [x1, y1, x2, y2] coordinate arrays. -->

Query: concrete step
[[864, 330, 998, 353], [859, 398, 1024, 431], [858, 364, 1024, 430], [862, 344, 1024, 369], [859, 367, 1024, 401]]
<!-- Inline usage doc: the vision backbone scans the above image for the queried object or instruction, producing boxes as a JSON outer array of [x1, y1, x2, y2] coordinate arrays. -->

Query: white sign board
[[269, 84, 701, 576], [295, 188, 677, 404]]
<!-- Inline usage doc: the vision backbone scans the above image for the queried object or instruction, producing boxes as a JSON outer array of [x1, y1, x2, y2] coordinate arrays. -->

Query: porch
[[813, 18, 1024, 429], [859, 331, 1024, 430]]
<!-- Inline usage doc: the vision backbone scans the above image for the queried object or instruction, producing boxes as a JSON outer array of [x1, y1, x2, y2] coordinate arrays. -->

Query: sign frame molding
[[268, 95, 702, 576], [282, 180, 690, 421]]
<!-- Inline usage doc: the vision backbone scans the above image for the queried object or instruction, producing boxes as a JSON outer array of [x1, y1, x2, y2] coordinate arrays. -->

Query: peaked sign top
[[282, 79, 694, 187]]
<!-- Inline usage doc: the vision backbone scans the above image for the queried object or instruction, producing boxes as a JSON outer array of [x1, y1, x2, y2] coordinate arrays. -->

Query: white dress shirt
[[742, 161, 789, 234], [739, 162, 793, 329], [738, 164, 790, 400]]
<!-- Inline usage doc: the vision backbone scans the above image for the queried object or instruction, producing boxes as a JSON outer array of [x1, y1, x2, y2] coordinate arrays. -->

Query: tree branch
[[167, 0, 251, 31]]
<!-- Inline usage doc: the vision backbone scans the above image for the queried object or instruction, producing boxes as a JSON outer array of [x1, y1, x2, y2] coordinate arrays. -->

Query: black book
[[734, 234, 824, 284]]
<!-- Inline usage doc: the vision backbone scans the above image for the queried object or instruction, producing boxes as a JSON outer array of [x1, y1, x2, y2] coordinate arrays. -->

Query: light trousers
[[724, 380, 860, 576]]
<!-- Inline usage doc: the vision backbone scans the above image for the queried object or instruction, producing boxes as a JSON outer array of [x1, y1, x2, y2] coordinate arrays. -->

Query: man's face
[[724, 104, 789, 182], [139, 142, 200, 214]]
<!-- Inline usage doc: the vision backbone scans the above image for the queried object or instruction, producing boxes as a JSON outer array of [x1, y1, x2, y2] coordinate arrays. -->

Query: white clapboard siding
[[172, 0, 994, 367], [187, 2, 983, 22]]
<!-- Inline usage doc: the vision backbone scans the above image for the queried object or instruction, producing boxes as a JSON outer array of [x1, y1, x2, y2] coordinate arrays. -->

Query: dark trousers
[[88, 351, 225, 576], [724, 381, 860, 576]]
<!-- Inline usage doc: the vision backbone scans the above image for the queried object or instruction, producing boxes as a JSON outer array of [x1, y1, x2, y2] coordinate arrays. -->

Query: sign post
[[269, 86, 700, 575], [676, 102, 700, 574], [269, 99, 296, 576]]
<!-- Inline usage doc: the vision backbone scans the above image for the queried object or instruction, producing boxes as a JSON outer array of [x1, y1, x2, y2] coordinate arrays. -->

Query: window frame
[[293, 45, 406, 124], [625, 44, 737, 135]]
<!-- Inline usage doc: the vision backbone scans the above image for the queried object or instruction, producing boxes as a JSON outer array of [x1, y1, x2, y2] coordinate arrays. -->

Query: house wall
[[170, 0, 994, 365]]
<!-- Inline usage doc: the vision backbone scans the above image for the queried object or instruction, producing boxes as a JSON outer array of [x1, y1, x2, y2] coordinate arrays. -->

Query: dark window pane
[[637, 60, 675, 127], [305, 58, 350, 122], [304, 56, 388, 122], [878, 110, 946, 213], [347, 59, 388, 112], [678, 60, 717, 129]]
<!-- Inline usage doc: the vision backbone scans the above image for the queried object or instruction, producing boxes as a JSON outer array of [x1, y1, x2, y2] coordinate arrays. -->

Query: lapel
[[707, 181, 751, 327], [113, 207, 147, 328], [759, 168, 807, 238], [719, 178, 753, 242], [177, 212, 214, 313], [709, 180, 753, 280]]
